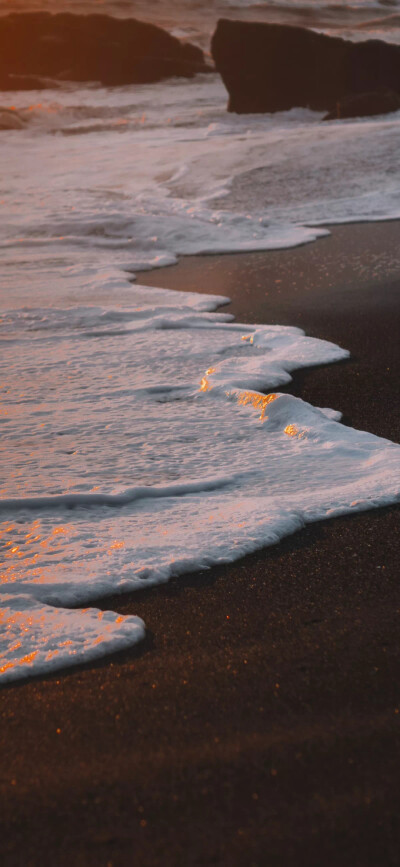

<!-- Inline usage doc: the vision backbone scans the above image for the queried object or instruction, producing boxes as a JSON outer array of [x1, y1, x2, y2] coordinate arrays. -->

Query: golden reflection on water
[[108, 540, 125, 554], [235, 391, 278, 421], [284, 424, 306, 439], [200, 376, 210, 392], [0, 651, 38, 676], [199, 367, 216, 392], [200, 376, 281, 421], [0, 602, 131, 677], [0, 521, 71, 585], [199, 378, 309, 436]]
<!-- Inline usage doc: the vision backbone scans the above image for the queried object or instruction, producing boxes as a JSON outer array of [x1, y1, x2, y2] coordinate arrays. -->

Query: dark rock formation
[[0, 12, 208, 90], [324, 89, 400, 120], [211, 18, 400, 114]]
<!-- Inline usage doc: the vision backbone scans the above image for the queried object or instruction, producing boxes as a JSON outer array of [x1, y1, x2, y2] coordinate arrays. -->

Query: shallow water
[[2, 74, 400, 291], [1, 0, 400, 683]]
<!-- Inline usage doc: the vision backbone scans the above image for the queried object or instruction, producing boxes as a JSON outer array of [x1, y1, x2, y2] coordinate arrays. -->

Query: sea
[[1, 0, 400, 683]]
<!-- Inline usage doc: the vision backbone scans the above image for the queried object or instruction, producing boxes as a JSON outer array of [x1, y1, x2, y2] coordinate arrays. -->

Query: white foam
[[1, 285, 399, 683], [1, 74, 400, 303], [1, 18, 400, 682], [0, 596, 144, 684]]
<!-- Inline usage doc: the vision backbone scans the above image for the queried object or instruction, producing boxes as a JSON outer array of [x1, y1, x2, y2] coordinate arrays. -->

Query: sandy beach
[[1, 222, 399, 866]]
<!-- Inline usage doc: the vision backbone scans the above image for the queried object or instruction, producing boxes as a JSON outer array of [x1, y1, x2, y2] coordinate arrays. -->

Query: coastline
[[1, 221, 400, 866], [141, 221, 400, 442]]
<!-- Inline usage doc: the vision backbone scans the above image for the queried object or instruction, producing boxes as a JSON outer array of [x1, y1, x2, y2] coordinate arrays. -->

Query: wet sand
[[1, 222, 400, 866]]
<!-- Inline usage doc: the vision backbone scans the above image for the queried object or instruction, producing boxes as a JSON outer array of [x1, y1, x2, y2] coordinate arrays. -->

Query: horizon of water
[[1, 0, 400, 684]]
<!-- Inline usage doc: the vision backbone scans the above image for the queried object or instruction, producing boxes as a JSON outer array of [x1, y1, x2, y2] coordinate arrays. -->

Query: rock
[[0, 108, 26, 130], [323, 89, 400, 120], [0, 12, 208, 89], [211, 18, 400, 114]]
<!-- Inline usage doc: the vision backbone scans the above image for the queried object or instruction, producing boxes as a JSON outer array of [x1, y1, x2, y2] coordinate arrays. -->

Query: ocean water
[[1, 0, 400, 683]]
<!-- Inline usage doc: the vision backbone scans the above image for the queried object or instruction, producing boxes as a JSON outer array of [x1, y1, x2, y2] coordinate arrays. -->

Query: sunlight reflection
[[0, 519, 73, 585], [284, 424, 306, 439], [235, 390, 278, 421], [0, 651, 38, 676]]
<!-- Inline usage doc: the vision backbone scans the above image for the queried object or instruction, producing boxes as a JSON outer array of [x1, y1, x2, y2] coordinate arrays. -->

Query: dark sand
[[1, 223, 399, 867]]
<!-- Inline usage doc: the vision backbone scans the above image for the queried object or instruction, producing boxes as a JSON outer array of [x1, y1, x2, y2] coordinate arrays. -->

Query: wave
[[2, 74, 400, 290], [1, 286, 399, 684], [1, 17, 400, 683]]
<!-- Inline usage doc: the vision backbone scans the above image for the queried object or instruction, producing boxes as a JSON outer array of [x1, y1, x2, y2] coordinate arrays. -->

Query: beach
[[1, 222, 399, 866]]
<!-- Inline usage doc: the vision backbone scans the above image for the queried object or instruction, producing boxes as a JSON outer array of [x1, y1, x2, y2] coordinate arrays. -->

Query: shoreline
[[140, 221, 400, 442], [2, 221, 400, 866]]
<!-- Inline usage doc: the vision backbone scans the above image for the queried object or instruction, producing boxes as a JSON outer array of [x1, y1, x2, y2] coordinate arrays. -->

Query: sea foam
[[1, 73, 400, 301], [1, 284, 399, 683], [1, 24, 400, 683]]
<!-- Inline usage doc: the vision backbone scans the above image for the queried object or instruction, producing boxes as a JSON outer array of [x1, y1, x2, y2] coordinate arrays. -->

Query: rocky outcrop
[[0, 12, 208, 90], [324, 89, 400, 120], [211, 18, 400, 114]]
